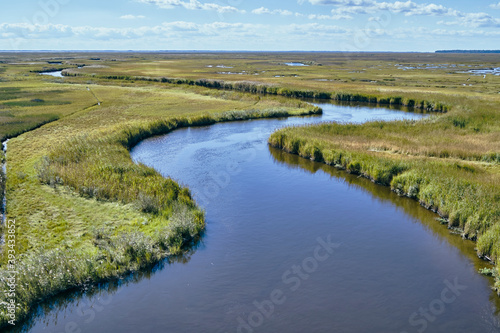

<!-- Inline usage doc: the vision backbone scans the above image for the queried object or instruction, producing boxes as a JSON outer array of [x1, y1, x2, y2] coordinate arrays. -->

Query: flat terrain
[[0, 51, 498, 327]]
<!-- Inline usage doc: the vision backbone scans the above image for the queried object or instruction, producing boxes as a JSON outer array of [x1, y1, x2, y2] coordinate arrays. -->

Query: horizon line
[[2, 50, 499, 53], [0, 50, 447, 54]]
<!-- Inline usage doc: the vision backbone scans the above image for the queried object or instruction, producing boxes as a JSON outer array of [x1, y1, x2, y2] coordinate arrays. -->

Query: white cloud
[[2, 19, 498, 51], [285, 23, 350, 35], [250, 5, 352, 19], [309, 0, 460, 17], [385, 2, 457, 16], [0, 23, 74, 39], [162, 21, 200, 31], [491, 2, 500, 9], [0, 21, 356, 43], [309, 0, 500, 28], [252, 7, 294, 16], [393, 26, 500, 37], [308, 0, 373, 5], [449, 12, 500, 28], [331, 6, 370, 15], [308, 13, 353, 20], [0, 22, 270, 41], [136, 0, 245, 13], [120, 15, 146, 19]]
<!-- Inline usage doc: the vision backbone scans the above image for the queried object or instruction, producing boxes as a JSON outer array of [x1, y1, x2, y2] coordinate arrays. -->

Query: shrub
[[452, 117, 468, 128], [347, 161, 362, 174], [311, 146, 323, 162], [137, 193, 161, 214]]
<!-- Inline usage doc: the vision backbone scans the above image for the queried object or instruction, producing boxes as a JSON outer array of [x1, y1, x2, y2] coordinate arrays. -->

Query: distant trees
[[436, 50, 500, 53]]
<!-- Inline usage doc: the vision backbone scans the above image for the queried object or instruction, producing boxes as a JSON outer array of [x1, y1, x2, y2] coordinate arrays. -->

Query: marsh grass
[[63, 71, 450, 113], [36, 108, 321, 217], [0, 114, 61, 142], [0, 83, 97, 142], [270, 104, 500, 163], [0, 165, 4, 216]]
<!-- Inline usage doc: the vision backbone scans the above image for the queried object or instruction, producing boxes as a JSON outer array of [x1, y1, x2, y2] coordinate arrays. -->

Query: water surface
[[284, 62, 309, 67], [39, 71, 63, 77]]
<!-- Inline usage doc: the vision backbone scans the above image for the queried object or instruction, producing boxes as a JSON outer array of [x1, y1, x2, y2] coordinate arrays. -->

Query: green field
[[0, 51, 499, 327]]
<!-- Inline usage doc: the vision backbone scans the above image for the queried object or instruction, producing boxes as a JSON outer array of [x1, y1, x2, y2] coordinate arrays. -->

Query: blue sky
[[0, 0, 499, 51]]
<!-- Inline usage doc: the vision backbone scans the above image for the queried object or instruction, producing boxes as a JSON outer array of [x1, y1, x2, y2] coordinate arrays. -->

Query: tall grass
[[0, 151, 4, 227], [0, 158, 4, 217], [269, 126, 499, 237], [0, 114, 60, 142], [268, 109, 500, 164], [269, 130, 499, 238]]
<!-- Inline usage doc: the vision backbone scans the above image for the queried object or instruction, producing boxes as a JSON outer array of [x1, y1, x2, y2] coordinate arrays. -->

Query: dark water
[[18, 102, 500, 333]]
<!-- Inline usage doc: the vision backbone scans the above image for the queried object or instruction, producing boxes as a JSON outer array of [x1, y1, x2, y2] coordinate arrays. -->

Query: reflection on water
[[269, 147, 500, 330], [8, 237, 203, 333], [269, 147, 495, 276]]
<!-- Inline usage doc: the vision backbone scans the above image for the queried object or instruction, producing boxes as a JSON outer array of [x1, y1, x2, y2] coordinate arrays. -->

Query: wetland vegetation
[[0, 51, 499, 328]]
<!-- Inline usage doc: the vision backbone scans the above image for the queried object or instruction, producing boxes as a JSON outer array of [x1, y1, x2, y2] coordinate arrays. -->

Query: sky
[[0, 0, 499, 51]]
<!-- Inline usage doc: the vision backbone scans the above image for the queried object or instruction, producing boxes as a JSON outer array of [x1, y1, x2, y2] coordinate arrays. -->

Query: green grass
[[0, 206, 204, 326], [0, 82, 98, 141]]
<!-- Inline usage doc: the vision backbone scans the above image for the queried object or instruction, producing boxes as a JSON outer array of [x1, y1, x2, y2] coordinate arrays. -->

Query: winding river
[[15, 101, 500, 333]]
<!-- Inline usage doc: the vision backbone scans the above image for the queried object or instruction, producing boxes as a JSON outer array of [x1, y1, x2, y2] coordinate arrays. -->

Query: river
[[15, 101, 500, 333]]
